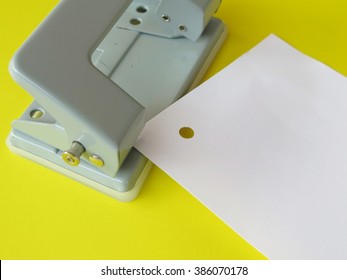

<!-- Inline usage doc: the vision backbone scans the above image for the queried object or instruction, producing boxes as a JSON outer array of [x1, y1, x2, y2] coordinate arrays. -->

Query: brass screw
[[89, 154, 104, 167], [62, 141, 86, 167]]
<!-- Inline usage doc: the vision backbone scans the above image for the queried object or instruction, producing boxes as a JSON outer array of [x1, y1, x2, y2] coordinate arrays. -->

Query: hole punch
[[30, 109, 44, 119], [130, 18, 142, 25], [179, 127, 195, 139], [136, 6, 148, 13], [8, 0, 226, 201]]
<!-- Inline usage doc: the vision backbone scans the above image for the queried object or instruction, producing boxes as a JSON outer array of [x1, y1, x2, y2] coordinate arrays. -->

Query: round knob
[[62, 141, 86, 167]]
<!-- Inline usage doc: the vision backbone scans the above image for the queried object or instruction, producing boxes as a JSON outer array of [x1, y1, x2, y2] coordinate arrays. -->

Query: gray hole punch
[[7, 0, 227, 201]]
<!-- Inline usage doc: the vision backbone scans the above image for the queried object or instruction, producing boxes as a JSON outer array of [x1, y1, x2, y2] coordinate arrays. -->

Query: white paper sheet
[[135, 35, 347, 259]]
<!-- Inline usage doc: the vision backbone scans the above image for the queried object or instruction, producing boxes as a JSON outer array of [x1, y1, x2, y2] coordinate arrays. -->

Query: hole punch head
[[179, 127, 194, 139]]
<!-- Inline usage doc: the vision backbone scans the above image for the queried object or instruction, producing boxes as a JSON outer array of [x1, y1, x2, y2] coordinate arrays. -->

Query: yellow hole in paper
[[179, 127, 195, 139]]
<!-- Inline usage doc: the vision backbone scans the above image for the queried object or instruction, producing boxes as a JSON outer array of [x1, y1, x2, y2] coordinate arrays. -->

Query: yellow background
[[1, 0, 346, 259]]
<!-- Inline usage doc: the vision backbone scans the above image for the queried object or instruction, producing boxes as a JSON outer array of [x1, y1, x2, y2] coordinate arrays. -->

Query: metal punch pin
[[62, 141, 86, 167]]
